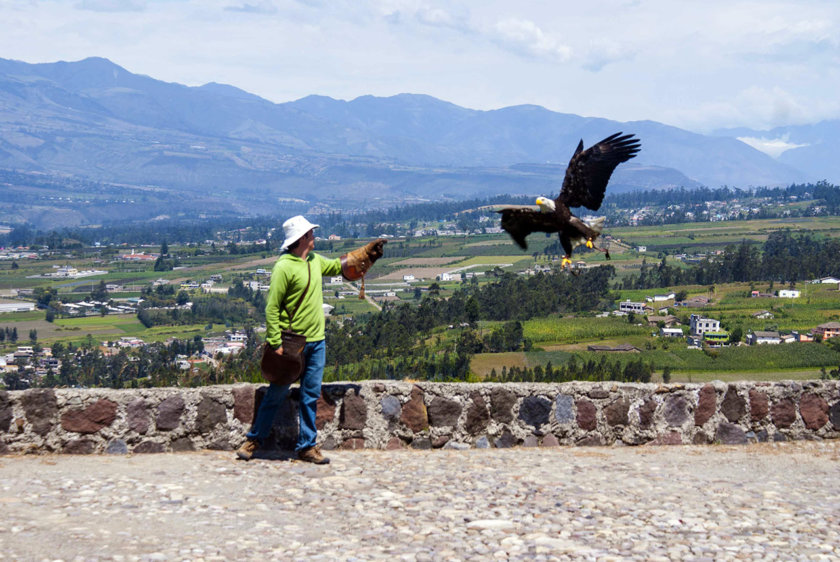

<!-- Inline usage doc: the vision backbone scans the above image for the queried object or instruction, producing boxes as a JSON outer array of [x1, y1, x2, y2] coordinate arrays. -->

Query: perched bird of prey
[[497, 132, 641, 270]]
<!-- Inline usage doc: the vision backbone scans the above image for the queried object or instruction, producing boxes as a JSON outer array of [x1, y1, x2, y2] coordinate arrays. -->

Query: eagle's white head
[[536, 196, 556, 213]]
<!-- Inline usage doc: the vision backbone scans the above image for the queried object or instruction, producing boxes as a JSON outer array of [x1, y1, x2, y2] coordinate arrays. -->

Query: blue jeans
[[247, 339, 326, 451]]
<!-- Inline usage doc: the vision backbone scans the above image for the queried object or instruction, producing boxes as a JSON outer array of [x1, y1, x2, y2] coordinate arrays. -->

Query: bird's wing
[[496, 208, 560, 250], [488, 204, 540, 212], [557, 132, 641, 211]]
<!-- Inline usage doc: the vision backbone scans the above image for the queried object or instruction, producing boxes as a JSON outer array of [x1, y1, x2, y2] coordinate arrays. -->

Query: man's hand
[[274, 346, 284, 356]]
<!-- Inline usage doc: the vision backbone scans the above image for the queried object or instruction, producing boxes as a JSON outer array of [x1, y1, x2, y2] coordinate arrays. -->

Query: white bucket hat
[[280, 215, 319, 250]]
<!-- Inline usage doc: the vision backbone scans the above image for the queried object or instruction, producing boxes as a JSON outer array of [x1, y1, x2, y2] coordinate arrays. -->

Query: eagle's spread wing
[[496, 208, 561, 250], [557, 132, 641, 211]]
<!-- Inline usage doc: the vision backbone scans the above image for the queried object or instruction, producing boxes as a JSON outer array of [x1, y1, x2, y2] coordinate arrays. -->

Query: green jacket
[[265, 252, 341, 346]]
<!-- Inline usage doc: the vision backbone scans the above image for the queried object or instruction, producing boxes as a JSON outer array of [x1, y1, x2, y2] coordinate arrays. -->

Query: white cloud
[[737, 136, 809, 158], [492, 18, 572, 62]]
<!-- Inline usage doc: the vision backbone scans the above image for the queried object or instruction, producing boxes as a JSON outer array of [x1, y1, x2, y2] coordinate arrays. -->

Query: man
[[236, 215, 385, 463]]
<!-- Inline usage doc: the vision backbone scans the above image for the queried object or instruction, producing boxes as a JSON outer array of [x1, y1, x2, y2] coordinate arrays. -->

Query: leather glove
[[365, 238, 387, 262], [341, 238, 387, 281]]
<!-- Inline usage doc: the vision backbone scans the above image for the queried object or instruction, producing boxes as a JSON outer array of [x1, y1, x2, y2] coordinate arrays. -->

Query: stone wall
[[1, 381, 839, 454]]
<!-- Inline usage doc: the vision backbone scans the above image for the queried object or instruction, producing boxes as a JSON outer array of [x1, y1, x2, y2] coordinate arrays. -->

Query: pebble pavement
[[0, 441, 838, 561]]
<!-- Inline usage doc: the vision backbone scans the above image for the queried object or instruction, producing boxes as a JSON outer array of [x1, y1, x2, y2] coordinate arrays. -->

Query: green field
[[5, 218, 840, 383]]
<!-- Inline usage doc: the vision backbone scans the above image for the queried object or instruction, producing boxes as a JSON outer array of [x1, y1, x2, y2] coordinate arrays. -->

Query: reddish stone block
[[638, 397, 657, 429], [316, 394, 337, 431], [464, 392, 489, 435], [721, 386, 746, 422], [339, 391, 367, 430], [605, 398, 630, 427], [575, 399, 597, 431], [385, 436, 404, 450], [232, 386, 255, 424], [21, 389, 57, 436], [428, 397, 462, 427], [61, 399, 118, 434], [771, 398, 797, 428], [196, 396, 227, 433], [340, 437, 365, 450], [489, 387, 517, 424], [171, 437, 195, 452], [127, 398, 150, 434], [800, 393, 829, 430], [694, 384, 716, 426], [749, 389, 769, 421], [400, 386, 428, 433], [63, 439, 97, 454], [716, 422, 747, 444], [664, 395, 689, 427], [431, 435, 450, 448], [650, 431, 683, 446], [693, 432, 711, 444], [540, 434, 560, 447], [156, 395, 185, 431]]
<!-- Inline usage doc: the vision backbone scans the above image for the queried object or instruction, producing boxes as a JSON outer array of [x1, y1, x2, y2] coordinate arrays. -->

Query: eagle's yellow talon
[[586, 239, 594, 248], [561, 257, 572, 267]]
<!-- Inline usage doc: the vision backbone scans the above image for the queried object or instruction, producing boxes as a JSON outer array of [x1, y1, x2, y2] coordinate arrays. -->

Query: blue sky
[[2, 0, 838, 143]]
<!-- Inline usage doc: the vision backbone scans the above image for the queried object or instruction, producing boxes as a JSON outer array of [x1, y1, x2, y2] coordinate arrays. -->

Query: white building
[[619, 300, 646, 314], [0, 302, 36, 313], [647, 292, 676, 302], [778, 289, 800, 298], [690, 314, 720, 336], [660, 327, 684, 338], [746, 331, 782, 345]]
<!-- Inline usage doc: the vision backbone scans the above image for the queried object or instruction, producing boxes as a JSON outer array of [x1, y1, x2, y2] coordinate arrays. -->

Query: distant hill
[[714, 120, 840, 184], [0, 56, 821, 228]]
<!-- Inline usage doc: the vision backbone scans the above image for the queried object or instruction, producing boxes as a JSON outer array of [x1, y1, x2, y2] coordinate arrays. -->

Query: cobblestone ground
[[1, 441, 838, 561]]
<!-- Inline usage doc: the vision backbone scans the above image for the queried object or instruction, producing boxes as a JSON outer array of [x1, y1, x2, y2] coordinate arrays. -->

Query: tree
[[29, 329, 37, 343], [154, 256, 174, 271], [161, 239, 169, 256], [33, 287, 58, 308], [91, 280, 108, 302]]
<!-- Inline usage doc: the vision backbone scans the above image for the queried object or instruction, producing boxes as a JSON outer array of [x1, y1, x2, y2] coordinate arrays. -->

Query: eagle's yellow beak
[[535, 197, 542, 205]]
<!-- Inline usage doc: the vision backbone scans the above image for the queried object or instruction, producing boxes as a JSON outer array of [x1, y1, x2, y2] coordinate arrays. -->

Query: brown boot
[[236, 439, 259, 461], [297, 446, 330, 465]]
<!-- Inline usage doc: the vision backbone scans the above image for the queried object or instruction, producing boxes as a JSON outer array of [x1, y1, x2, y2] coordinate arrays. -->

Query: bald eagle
[[497, 132, 640, 269]]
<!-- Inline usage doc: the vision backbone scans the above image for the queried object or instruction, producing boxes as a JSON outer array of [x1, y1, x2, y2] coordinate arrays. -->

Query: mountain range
[[1, 57, 836, 228]]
